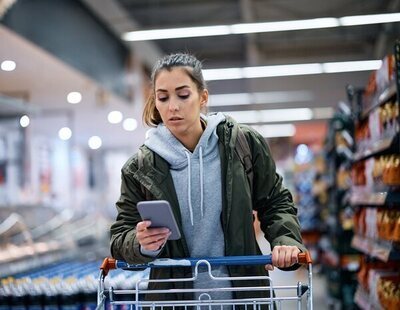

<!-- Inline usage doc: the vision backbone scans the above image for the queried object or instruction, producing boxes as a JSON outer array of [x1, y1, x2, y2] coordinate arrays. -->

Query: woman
[[110, 53, 305, 302]]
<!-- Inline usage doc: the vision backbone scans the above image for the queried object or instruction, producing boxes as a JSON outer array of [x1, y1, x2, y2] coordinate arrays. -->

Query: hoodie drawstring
[[185, 151, 194, 226], [185, 147, 205, 226], [199, 147, 204, 218]]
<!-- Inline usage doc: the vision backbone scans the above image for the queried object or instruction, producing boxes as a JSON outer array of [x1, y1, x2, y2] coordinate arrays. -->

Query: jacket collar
[[133, 147, 175, 202]]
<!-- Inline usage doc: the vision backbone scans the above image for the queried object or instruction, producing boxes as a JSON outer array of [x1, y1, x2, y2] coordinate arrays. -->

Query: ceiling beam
[[240, 0, 261, 67], [81, 0, 162, 69], [373, 0, 400, 58]]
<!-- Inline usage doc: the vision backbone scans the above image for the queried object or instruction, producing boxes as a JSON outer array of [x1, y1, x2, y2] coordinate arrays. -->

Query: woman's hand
[[136, 221, 171, 251], [265, 245, 300, 271]]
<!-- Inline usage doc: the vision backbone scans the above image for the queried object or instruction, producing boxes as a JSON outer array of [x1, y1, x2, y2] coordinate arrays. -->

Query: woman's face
[[154, 67, 208, 141]]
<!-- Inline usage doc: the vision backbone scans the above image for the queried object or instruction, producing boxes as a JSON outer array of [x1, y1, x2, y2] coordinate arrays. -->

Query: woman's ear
[[200, 89, 209, 107]]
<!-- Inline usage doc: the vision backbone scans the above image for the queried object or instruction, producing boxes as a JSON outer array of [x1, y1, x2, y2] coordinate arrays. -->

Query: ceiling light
[[231, 17, 339, 34], [122, 12, 400, 41], [67, 92, 82, 104], [203, 60, 381, 81], [209, 91, 313, 106], [322, 60, 383, 73], [340, 12, 400, 26], [1, 60, 16, 71], [224, 108, 313, 123], [123, 25, 231, 41], [19, 115, 30, 127], [243, 63, 323, 78], [88, 136, 102, 150], [222, 107, 334, 124], [209, 93, 251, 106], [202, 68, 243, 80], [108, 110, 123, 124], [313, 107, 335, 119], [295, 144, 313, 164], [123, 118, 138, 131], [58, 127, 72, 140], [250, 124, 296, 138]]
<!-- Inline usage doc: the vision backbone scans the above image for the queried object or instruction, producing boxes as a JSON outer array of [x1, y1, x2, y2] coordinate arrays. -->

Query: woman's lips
[[169, 116, 183, 121]]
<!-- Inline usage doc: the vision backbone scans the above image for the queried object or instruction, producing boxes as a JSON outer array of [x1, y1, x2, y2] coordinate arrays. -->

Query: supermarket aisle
[[270, 267, 330, 310], [256, 230, 330, 309]]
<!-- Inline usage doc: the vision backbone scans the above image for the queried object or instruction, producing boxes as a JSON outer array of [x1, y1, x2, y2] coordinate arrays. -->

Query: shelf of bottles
[[0, 258, 149, 309], [350, 42, 400, 310]]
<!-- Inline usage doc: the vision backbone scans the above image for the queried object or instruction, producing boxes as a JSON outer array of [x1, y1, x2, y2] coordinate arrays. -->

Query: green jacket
[[110, 117, 305, 301]]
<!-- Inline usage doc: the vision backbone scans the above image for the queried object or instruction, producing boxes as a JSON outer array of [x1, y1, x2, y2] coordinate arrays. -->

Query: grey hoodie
[[144, 112, 232, 300]]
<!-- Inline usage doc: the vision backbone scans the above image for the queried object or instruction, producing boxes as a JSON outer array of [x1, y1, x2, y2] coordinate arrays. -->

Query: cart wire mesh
[[97, 252, 313, 310]]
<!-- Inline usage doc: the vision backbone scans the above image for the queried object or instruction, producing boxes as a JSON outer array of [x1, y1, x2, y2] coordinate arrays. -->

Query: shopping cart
[[97, 252, 313, 310]]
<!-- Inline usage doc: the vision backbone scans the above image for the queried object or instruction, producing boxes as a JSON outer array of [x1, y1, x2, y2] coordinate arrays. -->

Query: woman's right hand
[[136, 221, 171, 251]]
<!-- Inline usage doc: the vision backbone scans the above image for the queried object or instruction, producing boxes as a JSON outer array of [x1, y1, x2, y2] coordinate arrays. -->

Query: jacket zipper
[[223, 121, 234, 253]]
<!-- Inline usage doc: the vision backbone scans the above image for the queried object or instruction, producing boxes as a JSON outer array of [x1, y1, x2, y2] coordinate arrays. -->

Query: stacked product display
[[295, 158, 323, 264], [0, 260, 99, 309], [319, 99, 361, 309], [319, 42, 400, 309], [350, 45, 400, 310], [0, 260, 149, 309], [0, 206, 122, 309]]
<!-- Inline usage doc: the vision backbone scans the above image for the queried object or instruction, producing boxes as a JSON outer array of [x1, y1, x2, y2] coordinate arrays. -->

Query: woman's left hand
[[265, 245, 300, 271]]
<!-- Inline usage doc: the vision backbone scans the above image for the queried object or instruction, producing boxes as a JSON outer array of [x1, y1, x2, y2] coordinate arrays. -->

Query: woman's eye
[[178, 94, 189, 99], [157, 97, 168, 102]]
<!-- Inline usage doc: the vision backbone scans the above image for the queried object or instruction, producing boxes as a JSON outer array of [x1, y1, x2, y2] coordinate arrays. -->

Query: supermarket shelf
[[354, 285, 378, 310], [320, 250, 360, 271], [360, 81, 397, 120], [350, 186, 400, 206], [352, 132, 399, 162], [351, 235, 400, 262], [0, 251, 67, 278]]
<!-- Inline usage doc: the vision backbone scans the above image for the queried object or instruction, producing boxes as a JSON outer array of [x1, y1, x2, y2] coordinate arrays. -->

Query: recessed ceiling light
[[108, 111, 123, 124], [19, 115, 30, 127], [1, 60, 16, 71], [88, 136, 102, 150], [123, 118, 138, 131], [67, 92, 82, 104], [58, 127, 72, 140]]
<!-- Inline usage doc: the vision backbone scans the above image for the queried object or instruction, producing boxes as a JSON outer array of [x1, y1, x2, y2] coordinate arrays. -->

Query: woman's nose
[[168, 99, 179, 111]]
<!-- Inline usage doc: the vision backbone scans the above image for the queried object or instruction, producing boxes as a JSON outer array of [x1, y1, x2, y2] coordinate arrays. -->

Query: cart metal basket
[[97, 252, 313, 310]]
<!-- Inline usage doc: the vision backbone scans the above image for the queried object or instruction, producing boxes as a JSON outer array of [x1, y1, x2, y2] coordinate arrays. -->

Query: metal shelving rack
[[320, 94, 360, 309], [350, 41, 400, 310]]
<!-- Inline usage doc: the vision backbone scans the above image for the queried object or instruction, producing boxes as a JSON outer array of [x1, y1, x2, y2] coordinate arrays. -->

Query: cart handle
[[100, 257, 116, 276], [100, 252, 312, 275]]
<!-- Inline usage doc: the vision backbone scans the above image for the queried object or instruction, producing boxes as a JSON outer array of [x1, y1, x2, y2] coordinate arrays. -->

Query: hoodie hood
[[144, 112, 226, 169]]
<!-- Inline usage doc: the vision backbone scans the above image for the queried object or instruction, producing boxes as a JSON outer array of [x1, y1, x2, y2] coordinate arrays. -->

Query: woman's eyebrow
[[156, 85, 190, 92], [175, 85, 190, 91]]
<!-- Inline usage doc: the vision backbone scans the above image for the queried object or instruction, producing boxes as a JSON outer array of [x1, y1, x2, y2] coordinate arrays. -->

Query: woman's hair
[[143, 53, 207, 127]]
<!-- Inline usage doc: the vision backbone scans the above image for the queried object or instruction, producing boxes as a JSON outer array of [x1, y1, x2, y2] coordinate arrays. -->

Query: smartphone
[[137, 200, 181, 240]]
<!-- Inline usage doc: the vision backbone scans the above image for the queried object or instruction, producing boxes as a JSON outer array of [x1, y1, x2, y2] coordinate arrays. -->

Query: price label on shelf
[[370, 192, 387, 205]]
